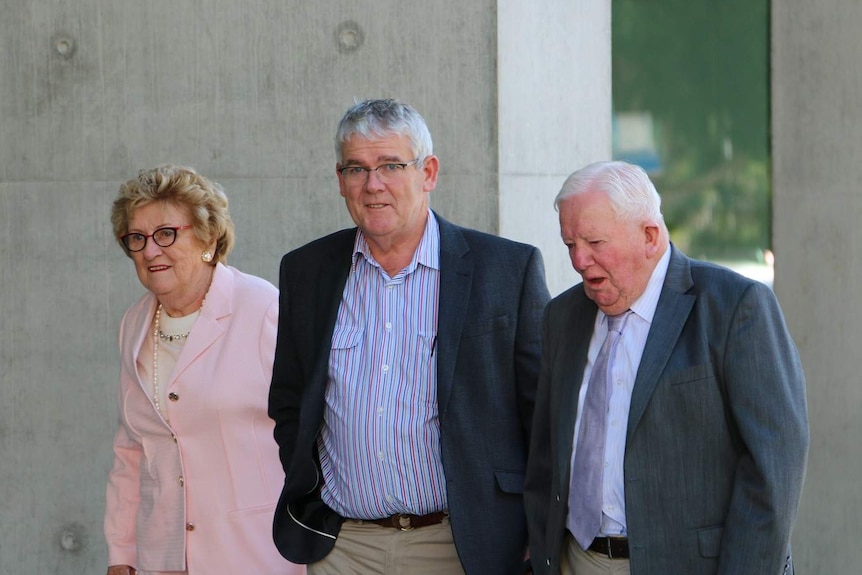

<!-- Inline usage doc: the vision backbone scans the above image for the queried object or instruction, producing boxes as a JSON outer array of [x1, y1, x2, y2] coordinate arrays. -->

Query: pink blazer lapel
[[122, 293, 158, 403], [167, 263, 232, 387]]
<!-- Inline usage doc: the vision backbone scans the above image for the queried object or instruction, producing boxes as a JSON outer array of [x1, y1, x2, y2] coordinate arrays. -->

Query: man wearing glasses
[[269, 99, 550, 575]]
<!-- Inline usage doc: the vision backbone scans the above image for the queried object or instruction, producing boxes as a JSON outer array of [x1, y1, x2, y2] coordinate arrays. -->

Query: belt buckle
[[394, 514, 414, 531]]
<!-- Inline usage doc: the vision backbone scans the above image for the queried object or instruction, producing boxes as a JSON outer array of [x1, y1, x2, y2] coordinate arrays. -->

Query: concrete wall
[[772, 1, 862, 573], [0, 1, 604, 572], [498, 1, 611, 294]]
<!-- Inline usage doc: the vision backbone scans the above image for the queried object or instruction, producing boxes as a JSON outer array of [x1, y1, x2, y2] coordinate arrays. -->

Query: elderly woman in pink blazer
[[104, 165, 304, 575]]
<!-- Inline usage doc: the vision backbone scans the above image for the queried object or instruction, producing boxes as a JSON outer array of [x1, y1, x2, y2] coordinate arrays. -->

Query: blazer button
[[555, 494, 561, 502], [168, 392, 179, 401], [171, 433, 177, 443], [186, 523, 195, 531], [178, 476, 184, 486]]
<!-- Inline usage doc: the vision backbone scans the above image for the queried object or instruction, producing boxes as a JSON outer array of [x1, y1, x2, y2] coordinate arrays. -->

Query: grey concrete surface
[[0, 1, 598, 573], [498, 1, 611, 293], [773, 1, 862, 573]]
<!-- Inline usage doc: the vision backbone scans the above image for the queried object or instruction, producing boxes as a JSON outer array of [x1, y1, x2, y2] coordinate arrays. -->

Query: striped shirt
[[319, 212, 445, 519]]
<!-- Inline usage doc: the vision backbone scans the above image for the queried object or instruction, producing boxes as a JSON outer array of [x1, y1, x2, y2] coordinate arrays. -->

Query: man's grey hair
[[335, 98, 433, 164], [555, 160, 664, 224]]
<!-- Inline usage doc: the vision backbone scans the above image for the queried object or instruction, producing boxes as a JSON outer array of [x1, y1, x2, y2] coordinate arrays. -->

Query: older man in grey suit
[[524, 160, 808, 575], [269, 99, 550, 575]]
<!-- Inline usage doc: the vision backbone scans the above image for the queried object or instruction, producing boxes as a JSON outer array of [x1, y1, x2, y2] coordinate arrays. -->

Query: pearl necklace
[[152, 297, 205, 416], [152, 305, 167, 416]]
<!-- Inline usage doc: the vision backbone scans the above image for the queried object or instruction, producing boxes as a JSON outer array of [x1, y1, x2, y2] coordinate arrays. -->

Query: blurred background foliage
[[612, 0, 770, 266]]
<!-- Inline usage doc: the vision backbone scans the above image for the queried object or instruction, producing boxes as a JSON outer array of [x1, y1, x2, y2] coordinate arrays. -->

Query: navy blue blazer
[[525, 245, 808, 575], [269, 213, 550, 575]]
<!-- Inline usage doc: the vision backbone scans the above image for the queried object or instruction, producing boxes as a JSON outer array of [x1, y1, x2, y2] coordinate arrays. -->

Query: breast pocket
[[328, 324, 365, 400], [331, 324, 364, 348], [666, 363, 714, 386], [461, 314, 510, 338], [330, 325, 364, 363]]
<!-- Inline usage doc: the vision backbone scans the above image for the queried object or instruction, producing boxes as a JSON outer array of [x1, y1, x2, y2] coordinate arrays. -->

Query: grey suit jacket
[[524, 245, 808, 575], [269, 213, 550, 575]]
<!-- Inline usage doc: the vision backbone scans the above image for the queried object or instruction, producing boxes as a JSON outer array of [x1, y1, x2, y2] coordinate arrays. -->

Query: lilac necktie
[[568, 311, 631, 549]]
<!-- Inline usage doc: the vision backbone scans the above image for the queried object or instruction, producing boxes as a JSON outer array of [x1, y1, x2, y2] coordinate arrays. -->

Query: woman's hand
[[106, 565, 136, 575]]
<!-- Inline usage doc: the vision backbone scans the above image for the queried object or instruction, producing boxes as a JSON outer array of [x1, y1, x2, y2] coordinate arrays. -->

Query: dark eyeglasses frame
[[337, 158, 421, 185], [121, 225, 193, 252]]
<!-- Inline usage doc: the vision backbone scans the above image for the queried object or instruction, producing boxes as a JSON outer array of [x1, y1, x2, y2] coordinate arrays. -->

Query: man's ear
[[644, 222, 662, 258], [421, 155, 439, 192]]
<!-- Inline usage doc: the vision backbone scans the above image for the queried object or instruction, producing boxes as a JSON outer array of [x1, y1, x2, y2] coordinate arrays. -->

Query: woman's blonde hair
[[111, 165, 235, 263]]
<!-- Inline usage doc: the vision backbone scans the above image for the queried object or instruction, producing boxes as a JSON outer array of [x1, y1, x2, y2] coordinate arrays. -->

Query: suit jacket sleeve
[[104, 400, 144, 567], [515, 247, 552, 442], [269, 253, 303, 476], [104, 307, 144, 568], [717, 281, 809, 574], [524, 302, 557, 575]]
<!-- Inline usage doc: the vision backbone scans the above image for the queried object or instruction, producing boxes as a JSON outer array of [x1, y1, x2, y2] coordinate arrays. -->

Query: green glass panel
[[612, 0, 772, 283]]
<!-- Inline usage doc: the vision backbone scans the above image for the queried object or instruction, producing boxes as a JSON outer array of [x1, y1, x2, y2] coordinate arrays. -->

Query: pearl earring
[[201, 251, 213, 263]]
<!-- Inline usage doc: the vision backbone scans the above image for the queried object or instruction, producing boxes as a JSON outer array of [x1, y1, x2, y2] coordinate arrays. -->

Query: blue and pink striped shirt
[[318, 212, 445, 519]]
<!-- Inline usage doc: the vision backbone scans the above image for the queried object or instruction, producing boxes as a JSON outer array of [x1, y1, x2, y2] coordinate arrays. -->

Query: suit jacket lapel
[[436, 214, 472, 415], [309, 230, 355, 398], [627, 246, 695, 442]]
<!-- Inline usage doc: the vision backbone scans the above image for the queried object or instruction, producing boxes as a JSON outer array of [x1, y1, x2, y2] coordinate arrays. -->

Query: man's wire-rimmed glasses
[[337, 158, 422, 186]]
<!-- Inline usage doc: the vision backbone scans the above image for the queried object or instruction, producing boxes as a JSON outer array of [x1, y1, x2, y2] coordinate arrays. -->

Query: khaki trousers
[[560, 532, 631, 575], [308, 518, 464, 575]]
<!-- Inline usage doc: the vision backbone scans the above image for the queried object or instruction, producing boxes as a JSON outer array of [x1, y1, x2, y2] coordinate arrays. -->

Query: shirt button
[[168, 392, 179, 401], [378, 451, 385, 460], [171, 433, 177, 442], [385, 322, 392, 330], [382, 365, 389, 372], [186, 523, 195, 531], [178, 476, 184, 486], [377, 406, 384, 414]]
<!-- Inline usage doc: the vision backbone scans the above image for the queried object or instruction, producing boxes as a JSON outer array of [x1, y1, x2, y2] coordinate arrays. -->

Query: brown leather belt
[[588, 536, 629, 559], [364, 511, 448, 531]]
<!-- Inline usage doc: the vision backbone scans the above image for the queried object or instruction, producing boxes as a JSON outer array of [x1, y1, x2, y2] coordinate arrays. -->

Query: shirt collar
[[351, 210, 440, 274], [626, 245, 671, 324]]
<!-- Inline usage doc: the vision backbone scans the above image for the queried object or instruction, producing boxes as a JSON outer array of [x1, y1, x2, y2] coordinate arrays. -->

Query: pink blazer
[[104, 263, 303, 574]]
